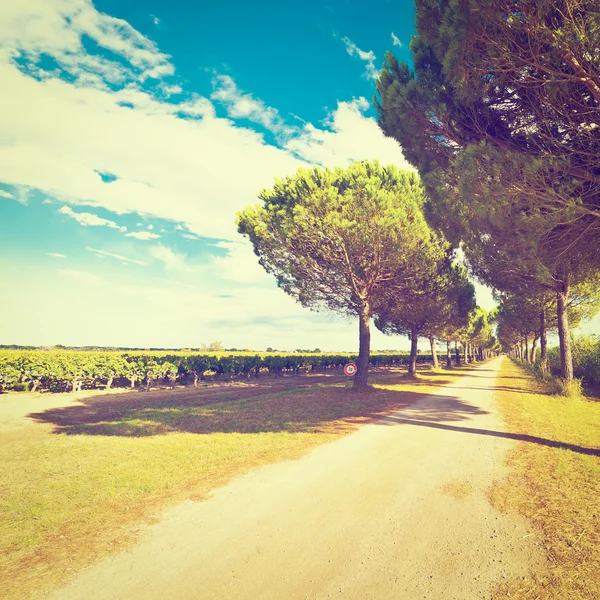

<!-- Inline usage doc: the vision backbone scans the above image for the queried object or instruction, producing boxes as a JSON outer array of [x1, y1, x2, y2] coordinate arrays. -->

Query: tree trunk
[[106, 376, 113, 389], [524, 334, 530, 363], [539, 307, 548, 375], [353, 302, 371, 390], [408, 327, 419, 377], [446, 339, 452, 369], [454, 340, 461, 366], [531, 337, 538, 364], [557, 273, 574, 382], [429, 335, 439, 368]]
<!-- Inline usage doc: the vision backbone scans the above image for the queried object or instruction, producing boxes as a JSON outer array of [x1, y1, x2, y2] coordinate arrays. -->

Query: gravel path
[[49, 357, 541, 600]]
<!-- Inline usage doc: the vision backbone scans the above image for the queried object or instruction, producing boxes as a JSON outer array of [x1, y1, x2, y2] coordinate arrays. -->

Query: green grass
[[490, 359, 600, 600]]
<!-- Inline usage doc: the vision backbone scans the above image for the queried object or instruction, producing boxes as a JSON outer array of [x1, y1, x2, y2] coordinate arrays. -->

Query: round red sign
[[344, 363, 357, 376]]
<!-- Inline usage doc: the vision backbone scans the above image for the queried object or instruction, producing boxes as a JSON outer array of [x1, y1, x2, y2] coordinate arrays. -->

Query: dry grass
[[490, 360, 600, 600], [442, 479, 473, 499], [0, 364, 480, 600]]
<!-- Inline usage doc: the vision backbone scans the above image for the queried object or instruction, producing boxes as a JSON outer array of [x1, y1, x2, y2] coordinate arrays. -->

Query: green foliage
[[548, 335, 600, 386], [0, 350, 435, 393], [375, 0, 600, 381], [375, 263, 472, 338], [237, 160, 443, 316]]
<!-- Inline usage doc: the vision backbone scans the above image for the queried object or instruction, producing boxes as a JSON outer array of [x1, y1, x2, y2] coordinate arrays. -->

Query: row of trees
[[375, 0, 600, 383], [238, 161, 498, 389]]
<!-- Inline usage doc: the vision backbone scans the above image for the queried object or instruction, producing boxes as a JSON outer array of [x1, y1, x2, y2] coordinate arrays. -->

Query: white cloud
[[341, 36, 378, 79], [125, 231, 161, 240], [0, 0, 173, 87], [47, 252, 67, 258], [86, 246, 146, 265], [286, 98, 414, 170], [0, 4, 412, 244], [1, 257, 417, 350], [59, 205, 126, 231], [391, 32, 403, 47], [211, 241, 272, 284], [211, 75, 292, 135], [149, 244, 191, 271], [0, 190, 14, 199]]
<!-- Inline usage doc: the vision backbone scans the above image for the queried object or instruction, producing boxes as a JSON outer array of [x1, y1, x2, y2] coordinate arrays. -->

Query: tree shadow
[[28, 370, 599, 458], [447, 385, 541, 396], [376, 415, 600, 457], [27, 374, 485, 437]]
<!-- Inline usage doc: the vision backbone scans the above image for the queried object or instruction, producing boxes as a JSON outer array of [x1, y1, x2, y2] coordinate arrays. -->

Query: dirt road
[[49, 357, 541, 600]]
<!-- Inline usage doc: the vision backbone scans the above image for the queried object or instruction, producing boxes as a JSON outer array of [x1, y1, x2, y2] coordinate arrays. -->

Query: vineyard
[[0, 350, 432, 393]]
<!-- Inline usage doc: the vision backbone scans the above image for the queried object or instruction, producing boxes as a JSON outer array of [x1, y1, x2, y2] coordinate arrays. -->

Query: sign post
[[344, 362, 357, 388]]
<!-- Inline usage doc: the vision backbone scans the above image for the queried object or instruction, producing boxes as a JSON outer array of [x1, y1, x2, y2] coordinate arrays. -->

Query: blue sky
[[0, 0, 595, 350]]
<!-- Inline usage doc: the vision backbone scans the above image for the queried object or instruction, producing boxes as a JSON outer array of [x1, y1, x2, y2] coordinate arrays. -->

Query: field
[[0, 362, 474, 600]]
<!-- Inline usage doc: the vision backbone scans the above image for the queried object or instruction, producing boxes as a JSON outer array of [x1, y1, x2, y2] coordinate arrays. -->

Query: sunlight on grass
[[490, 360, 600, 600]]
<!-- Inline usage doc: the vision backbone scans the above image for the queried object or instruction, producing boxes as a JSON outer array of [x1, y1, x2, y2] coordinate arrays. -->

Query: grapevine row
[[0, 350, 432, 393]]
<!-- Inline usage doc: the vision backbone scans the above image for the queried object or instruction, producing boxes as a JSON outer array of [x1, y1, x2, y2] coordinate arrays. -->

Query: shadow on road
[[377, 415, 600, 457]]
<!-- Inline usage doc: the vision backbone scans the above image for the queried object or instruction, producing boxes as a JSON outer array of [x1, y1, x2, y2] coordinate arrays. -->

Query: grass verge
[[490, 359, 600, 599], [0, 364, 478, 599]]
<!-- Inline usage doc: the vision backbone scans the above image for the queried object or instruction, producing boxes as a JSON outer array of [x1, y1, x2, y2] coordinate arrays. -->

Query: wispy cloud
[[125, 231, 161, 240], [341, 36, 378, 79], [59, 206, 126, 232], [391, 32, 403, 47], [211, 75, 293, 136], [47, 252, 67, 259], [86, 247, 146, 265], [0, 190, 14, 199]]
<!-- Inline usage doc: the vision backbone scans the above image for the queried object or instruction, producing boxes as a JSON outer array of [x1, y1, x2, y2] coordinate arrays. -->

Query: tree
[[374, 0, 600, 382], [237, 160, 445, 389], [374, 262, 474, 375], [430, 266, 476, 368]]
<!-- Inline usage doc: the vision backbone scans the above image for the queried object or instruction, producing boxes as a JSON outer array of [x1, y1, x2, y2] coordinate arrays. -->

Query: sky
[[0, 0, 595, 351]]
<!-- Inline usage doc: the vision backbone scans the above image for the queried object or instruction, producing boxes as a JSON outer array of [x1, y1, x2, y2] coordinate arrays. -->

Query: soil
[[45, 357, 543, 600]]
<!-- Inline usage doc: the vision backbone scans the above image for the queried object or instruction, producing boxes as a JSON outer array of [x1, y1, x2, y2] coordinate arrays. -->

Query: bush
[[547, 334, 600, 387]]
